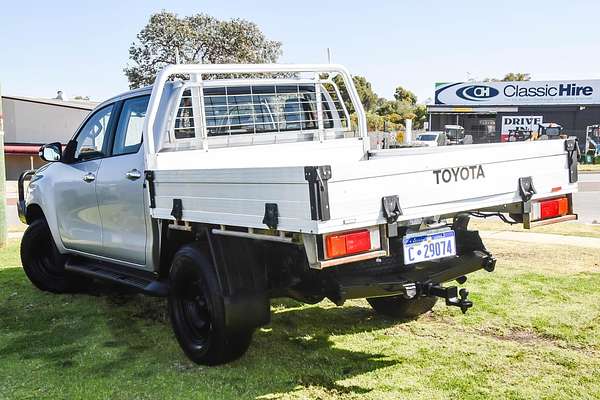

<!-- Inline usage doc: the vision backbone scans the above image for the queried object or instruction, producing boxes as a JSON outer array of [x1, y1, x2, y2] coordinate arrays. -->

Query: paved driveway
[[575, 173, 600, 223]]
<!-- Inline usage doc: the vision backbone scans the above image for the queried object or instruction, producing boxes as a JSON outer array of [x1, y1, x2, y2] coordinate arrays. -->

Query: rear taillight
[[532, 197, 569, 221], [325, 229, 377, 259]]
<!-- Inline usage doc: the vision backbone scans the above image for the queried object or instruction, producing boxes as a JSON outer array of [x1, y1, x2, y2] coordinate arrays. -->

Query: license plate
[[402, 230, 456, 265]]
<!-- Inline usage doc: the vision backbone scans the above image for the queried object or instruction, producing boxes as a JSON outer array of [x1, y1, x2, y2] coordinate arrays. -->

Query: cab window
[[74, 104, 114, 161], [112, 96, 150, 155]]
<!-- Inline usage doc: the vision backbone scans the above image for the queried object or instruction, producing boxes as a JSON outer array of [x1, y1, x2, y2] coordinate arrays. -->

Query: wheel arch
[[25, 203, 45, 224], [24, 202, 67, 254]]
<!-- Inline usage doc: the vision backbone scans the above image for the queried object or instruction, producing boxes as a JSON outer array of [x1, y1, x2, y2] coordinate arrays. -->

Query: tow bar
[[422, 283, 473, 314]]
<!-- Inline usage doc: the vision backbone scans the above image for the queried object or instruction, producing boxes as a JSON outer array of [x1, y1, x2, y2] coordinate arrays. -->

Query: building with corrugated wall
[[1, 95, 96, 179]]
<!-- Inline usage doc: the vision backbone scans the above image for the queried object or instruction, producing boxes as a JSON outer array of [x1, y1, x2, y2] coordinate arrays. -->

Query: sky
[[1, 0, 600, 103]]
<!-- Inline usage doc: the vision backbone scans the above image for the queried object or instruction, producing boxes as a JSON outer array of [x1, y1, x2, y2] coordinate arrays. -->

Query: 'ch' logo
[[456, 85, 499, 101]]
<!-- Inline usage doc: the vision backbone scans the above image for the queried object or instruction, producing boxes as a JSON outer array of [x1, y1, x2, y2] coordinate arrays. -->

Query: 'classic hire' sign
[[435, 79, 600, 106]]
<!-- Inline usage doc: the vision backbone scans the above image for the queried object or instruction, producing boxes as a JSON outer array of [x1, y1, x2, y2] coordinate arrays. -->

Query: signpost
[[0, 83, 6, 247]]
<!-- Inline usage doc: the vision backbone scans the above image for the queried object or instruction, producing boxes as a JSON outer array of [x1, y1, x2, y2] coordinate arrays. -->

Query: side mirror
[[39, 142, 62, 162]]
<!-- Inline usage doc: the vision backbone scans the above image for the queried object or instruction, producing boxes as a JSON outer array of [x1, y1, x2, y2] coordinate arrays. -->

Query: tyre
[[168, 243, 254, 365], [20, 218, 86, 293], [367, 295, 438, 319]]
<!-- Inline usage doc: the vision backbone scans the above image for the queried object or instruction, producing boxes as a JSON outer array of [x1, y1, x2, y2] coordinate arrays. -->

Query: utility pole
[[0, 83, 6, 247]]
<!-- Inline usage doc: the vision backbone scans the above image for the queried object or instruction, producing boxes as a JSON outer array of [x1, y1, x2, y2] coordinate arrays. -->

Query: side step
[[65, 257, 169, 297]]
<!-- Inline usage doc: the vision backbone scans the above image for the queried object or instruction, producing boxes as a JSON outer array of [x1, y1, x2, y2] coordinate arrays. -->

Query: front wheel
[[20, 218, 87, 293], [168, 243, 254, 365], [367, 295, 438, 319]]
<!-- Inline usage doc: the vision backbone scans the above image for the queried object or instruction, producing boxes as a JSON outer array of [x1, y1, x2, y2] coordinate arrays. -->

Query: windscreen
[[445, 128, 464, 139], [417, 134, 437, 141]]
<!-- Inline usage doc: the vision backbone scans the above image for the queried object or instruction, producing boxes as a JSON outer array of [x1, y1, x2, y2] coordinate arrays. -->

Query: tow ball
[[423, 284, 473, 314]]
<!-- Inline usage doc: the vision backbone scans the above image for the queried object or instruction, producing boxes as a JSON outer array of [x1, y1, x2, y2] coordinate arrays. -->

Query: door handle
[[125, 169, 142, 181], [82, 173, 96, 183]]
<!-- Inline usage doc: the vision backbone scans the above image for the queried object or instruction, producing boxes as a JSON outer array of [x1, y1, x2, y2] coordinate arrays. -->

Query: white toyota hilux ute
[[18, 64, 579, 365]]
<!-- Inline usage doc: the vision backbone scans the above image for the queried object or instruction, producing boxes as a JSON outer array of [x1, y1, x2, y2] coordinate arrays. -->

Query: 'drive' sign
[[501, 115, 543, 135]]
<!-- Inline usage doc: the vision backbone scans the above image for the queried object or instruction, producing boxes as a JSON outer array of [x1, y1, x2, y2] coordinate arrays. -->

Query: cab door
[[95, 95, 150, 266], [54, 104, 115, 254]]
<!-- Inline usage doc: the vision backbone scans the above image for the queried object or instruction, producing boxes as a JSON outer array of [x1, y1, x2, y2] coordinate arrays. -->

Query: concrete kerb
[[479, 230, 600, 249]]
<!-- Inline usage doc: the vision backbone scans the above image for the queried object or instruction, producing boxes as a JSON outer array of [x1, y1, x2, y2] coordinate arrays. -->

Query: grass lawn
[[1, 239, 600, 399], [7, 225, 26, 233], [470, 219, 600, 239]]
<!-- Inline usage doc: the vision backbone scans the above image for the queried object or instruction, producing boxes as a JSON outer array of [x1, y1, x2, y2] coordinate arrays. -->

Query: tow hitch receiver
[[424, 284, 473, 314]]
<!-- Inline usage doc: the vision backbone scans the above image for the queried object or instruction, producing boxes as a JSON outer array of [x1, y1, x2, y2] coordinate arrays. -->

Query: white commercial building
[[1, 95, 96, 179]]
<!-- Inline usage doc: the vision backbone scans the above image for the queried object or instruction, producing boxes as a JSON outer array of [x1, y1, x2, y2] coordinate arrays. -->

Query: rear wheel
[[367, 295, 438, 319], [168, 243, 254, 365], [20, 218, 87, 293]]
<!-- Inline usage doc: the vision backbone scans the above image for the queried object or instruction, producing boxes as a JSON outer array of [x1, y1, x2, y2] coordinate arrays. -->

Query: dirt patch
[[478, 327, 552, 345], [382, 310, 457, 338], [476, 327, 600, 356], [484, 239, 600, 275], [419, 310, 459, 325]]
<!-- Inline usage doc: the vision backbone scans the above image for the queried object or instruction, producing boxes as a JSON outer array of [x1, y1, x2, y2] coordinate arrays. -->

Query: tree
[[333, 75, 379, 113], [375, 99, 400, 116], [333, 74, 423, 132], [386, 113, 403, 125], [376, 100, 416, 125], [353, 76, 379, 112], [413, 104, 428, 129], [366, 112, 385, 132], [483, 73, 532, 82], [502, 72, 531, 82], [393, 86, 417, 105], [124, 11, 282, 88]]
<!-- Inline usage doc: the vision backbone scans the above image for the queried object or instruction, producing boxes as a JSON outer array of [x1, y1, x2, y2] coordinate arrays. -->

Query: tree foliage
[[353, 76, 379, 112], [333, 75, 379, 113], [393, 86, 417, 105], [413, 104, 428, 129], [124, 11, 282, 88], [484, 72, 532, 82], [125, 14, 425, 132], [502, 72, 531, 82], [335, 75, 425, 131]]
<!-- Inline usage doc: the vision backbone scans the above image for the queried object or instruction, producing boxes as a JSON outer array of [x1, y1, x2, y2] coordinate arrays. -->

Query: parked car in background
[[415, 132, 447, 147], [444, 124, 465, 145]]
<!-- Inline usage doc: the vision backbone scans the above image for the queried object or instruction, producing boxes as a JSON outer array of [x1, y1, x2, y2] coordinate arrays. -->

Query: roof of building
[[2, 95, 99, 111]]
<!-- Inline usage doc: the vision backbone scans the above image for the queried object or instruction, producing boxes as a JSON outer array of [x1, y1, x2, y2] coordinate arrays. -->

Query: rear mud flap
[[207, 232, 271, 333]]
